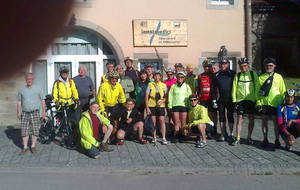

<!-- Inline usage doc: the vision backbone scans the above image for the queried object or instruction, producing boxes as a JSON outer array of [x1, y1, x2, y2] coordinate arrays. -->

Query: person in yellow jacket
[[231, 58, 260, 146], [52, 66, 79, 105], [168, 71, 192, 143], [52, 66, 80, 123], [145, 70, 168, 145], [186, 94, 214, 148], [79, 102, 113, 159], [257, 58, 286, 148], [96, 71, 126, 135]]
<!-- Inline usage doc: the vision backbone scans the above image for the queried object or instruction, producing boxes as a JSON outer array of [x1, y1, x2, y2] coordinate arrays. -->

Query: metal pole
[[245, 0, 252, 63]]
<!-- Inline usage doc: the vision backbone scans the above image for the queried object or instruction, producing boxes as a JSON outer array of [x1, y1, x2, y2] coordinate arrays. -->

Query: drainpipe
[[245, 0, 252, 65]]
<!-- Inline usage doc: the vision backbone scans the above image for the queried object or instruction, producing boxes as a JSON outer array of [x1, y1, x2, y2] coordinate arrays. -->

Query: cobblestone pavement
[[1, 119, 300, 175]]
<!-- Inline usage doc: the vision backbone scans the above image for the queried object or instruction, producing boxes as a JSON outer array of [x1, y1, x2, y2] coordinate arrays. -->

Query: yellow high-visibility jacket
[[188, 104, 212, 126], [52, 78, 79, 105], [232, 70, 259, 103], [147, 81, 167, 108], [79, 111, 110, 150], [257, 72, 286, 108], [96, 81, 126, 112]]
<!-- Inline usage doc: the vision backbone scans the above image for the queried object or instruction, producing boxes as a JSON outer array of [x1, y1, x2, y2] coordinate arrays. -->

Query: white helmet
[[176, 71, 186, 77]]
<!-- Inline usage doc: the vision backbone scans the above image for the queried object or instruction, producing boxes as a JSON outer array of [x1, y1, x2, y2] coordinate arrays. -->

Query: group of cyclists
[[42, 56, 300, 159]]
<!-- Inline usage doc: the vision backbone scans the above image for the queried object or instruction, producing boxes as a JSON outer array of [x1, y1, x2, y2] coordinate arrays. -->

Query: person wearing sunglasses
[[164, 68, 177, 125], [214, 58, 236, 143], [257, 58, 286, 148], [168, 71, 192, 143], [96, 71, 126, 138], [145, 70, 168, 145], [277, 89, 300, 151], [198, 60, 218, 136], [186, 94, 214, 148], [231, 58, 259, 146]]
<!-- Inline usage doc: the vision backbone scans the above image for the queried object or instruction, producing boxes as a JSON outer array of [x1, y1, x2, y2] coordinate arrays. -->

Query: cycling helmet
[[175, 63, 183, 67], [59, 66, 69, 73], [202, 60, 212, 67], [176, 71, 186, 77], [154, 70, 162, 76], [189, 94, 199, 100], [219, 58, 229, 64], [263, 57, 277, 65], [286, 89, 296, 97], [238, 58, 249, 64], [108, 71, 119, 78], [210, 60, 217, 66], [166, 68, 175, 74]]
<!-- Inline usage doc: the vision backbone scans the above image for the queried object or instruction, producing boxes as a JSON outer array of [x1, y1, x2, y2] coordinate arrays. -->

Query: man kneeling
[[277, 89, 300, 151], [116, 98, 148, 145], [186, 94, 214, 148], [79, 101, 114, 159]]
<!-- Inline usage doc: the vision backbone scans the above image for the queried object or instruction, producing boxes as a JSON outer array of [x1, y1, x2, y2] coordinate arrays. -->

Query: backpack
[[144, 116, 155, 133], [259, 73, 274, 97]]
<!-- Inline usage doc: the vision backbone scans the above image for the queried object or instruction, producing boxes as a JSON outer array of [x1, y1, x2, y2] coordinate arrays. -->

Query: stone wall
[[0, 70, 28, 127]]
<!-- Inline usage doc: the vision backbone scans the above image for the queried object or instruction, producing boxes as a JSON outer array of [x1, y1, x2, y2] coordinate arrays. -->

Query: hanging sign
[[133, 19, 188, 47]]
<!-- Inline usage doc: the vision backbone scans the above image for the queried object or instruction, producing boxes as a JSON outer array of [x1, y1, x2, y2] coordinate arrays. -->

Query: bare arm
[[17, 101, 22, 120], [41, 99, 46, 119]]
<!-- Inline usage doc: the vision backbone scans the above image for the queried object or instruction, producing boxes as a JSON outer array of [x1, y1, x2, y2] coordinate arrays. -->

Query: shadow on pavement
[[240, 138, 276, 152], [4, 126, 22, 149]]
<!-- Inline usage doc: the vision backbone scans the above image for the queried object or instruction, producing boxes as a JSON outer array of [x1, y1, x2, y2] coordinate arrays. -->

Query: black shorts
[[191, 124, 214, 134], [261, 105, 277, 116], [105, 104, 122, 121], [280, 123, 300, 140], [200, 101, 215, 112], [218, 101, 234, 123], [149, 107, 165, 117], [235, 100, 255, 115], [119, 123, 136, 135], [172, 106, 188, 113]]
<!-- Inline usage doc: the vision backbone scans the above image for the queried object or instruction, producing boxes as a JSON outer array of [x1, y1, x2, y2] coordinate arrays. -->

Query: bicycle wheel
[[38, 117, 55, 144], [61, 117, 77, 150]]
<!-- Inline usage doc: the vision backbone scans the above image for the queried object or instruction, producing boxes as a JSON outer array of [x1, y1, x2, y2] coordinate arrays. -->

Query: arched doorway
[[33, 26, 121, 95]]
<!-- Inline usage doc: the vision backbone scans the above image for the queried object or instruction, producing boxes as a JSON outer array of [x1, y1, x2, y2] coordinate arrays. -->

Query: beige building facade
[[0, 0, 245, 125]]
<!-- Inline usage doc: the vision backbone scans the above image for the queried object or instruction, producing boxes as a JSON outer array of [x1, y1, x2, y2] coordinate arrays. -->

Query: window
[[207, 0, 237, 9], [75, 0, 93, 8], [210, 0, 234, 5], [32, 60, 48, 97], [139, 59, 162, 72], [79, 62, 96, 90], [206, 57, 237, 70], [54, 62, 72, 80], [103, 59, 116, 73], [51, 29, 98, 55], [102, 41, 114, 55]]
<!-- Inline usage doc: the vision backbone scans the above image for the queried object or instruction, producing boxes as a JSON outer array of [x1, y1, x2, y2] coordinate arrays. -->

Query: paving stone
[[0, 122, 299, 174]]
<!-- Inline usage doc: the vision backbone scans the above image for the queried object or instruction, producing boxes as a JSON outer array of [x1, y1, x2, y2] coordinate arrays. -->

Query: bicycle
[[39, 95, 78, 150]]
